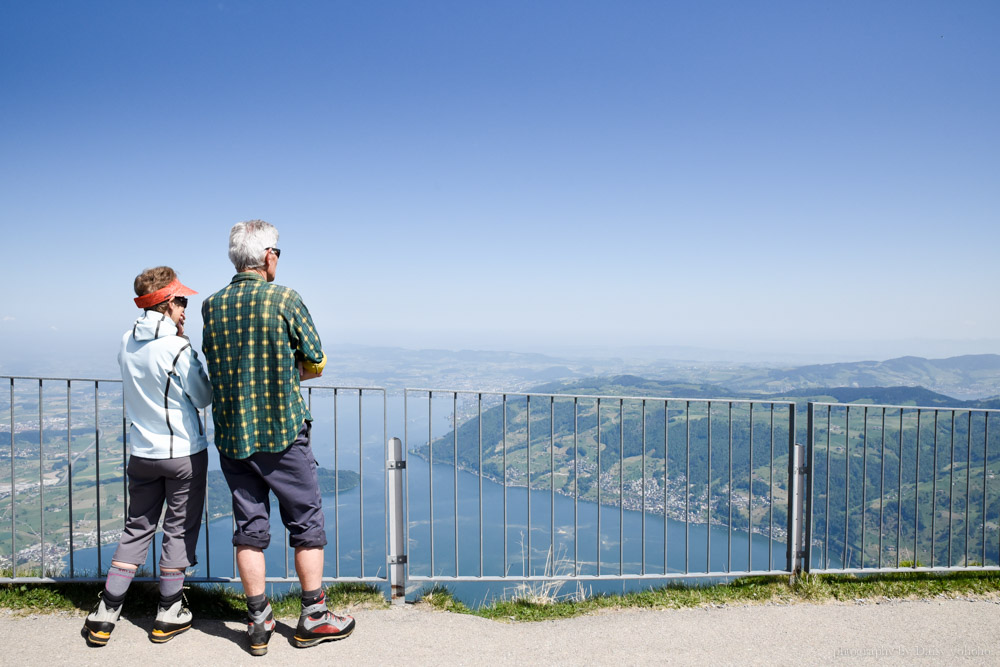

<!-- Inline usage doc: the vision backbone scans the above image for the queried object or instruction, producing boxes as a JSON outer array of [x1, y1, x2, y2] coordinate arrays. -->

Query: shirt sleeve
[[287, 292, 324, 365]]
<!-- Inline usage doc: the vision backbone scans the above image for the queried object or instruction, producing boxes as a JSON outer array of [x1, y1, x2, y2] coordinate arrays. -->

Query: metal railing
[[402, 389, 799, 585], [1, 376, 387, 585], [805, 402, 1000, 574], [5, 374, 1000, 601]]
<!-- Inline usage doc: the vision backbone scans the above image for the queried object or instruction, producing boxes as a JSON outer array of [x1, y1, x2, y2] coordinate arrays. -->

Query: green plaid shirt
[[201, 272, 324, 459]]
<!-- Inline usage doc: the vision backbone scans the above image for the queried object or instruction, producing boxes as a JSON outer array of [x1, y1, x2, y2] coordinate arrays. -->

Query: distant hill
[[721, 354, 1000, 400]]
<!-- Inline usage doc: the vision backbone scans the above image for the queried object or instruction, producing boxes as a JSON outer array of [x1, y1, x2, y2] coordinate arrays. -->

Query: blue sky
[[2, 1, 998, 372]]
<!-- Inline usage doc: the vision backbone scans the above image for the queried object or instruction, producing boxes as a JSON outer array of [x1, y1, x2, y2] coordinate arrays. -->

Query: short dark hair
[[134, 266, 177, 313]]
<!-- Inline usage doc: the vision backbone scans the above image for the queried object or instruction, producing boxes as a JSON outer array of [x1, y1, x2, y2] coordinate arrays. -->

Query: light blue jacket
[[119, 311, 213, 459]]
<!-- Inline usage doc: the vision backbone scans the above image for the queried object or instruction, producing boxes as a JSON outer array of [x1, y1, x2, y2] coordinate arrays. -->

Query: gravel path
[[3, 598, 1000, 665]]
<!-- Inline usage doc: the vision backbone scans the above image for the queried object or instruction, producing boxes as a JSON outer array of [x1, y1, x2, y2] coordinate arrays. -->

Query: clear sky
[[2, 1, 998, 372]]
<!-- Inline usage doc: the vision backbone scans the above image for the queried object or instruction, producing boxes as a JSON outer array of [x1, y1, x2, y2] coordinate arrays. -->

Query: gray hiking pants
[[112, 449, 208, 570]]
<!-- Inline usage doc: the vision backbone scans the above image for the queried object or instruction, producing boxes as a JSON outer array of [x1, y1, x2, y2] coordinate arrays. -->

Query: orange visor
[[134, 278, 198, 309]]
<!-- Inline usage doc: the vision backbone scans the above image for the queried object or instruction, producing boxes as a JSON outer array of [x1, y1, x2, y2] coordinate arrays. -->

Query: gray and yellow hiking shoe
[[150, 595, 192, 643], [247, 603, 276, 656], [83, 593, 123, 647], [293, 599, 355, 648]]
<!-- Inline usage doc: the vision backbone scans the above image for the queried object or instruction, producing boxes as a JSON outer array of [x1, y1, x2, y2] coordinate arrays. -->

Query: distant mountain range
[[718, 354, 1000, 400], [536, 374, 998, 410]]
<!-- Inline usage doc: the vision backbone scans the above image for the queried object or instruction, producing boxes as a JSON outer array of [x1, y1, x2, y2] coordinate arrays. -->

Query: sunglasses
[[172, 296, 189, 308], [267, 247, 281, 259]]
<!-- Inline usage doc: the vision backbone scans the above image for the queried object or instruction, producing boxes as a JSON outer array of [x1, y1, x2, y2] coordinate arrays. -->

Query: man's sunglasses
[[267, 247, 281, 259]]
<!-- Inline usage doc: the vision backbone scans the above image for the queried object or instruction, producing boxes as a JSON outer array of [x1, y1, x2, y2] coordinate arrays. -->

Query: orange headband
[[134, 278, 197, 309]]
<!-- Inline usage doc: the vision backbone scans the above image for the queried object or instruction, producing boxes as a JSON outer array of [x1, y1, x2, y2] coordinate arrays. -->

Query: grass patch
[[415, 570, 1000, 622], [0, 576, 388, 618]]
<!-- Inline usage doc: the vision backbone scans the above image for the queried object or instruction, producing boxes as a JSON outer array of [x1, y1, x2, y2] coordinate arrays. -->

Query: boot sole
[[292, 624, 355, 648], [149, 623, 191, 643], [82, 626, 111, 647]]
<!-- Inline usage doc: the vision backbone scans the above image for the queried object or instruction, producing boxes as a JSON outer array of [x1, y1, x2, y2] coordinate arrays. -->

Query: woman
[[83, 266, 213, 646]]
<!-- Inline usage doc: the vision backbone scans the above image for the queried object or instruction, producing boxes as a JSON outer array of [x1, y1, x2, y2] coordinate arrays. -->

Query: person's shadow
[[193, 617, 298, 655]]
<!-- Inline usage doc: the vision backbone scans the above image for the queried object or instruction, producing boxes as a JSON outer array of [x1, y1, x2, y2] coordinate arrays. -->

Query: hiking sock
[[301, 587, 325, 610], [102, 565, 135, 609], [158, 571, 186, 607], [247, 593, 269, 615]]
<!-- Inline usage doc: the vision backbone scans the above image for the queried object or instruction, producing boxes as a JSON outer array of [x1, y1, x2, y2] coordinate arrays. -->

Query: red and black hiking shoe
[[292, 599, 355, 648]]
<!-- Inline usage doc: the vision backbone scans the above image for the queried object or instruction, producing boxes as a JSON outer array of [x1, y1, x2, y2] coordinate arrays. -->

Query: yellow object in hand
[[301, 352, 327, 375]]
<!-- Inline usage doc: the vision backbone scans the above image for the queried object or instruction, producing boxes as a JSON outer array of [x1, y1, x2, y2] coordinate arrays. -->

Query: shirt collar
[[231, 271, 266, 284]]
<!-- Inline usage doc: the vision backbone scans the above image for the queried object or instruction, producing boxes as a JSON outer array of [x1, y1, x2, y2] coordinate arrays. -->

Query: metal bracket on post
[[387, 437, 407, 604]]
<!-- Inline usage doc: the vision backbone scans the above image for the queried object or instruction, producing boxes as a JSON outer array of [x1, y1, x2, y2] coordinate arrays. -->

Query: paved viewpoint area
[[3, 599, 999, 665]]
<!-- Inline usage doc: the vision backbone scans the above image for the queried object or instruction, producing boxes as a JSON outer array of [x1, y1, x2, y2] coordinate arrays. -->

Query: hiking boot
[[247, 603, 275, 656], [83, 593, 123, 647], [293, 601, 355, 648], [150, 595, 192, 643]]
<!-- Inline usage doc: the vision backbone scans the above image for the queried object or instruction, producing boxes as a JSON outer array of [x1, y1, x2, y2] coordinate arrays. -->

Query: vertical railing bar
[[9, 378, 15, 577], [965, 410, 972, 567], [878, 408, 886, 569], [428, 391, 434, 576], [931, 411, 939, 568], [663, 400, 668, 576], [94, 382, 103, 574], [334, 388, 340, 576], [404, 390, 410, 583], [453, 392, 458, 577], [706, 401, 712, 573], [121, 387, 128, 540], [859, 406, 867, 568], [618, 399, 623, 577], [549, 396, 554, 578], [383, 390, 388, 584], [230, 515, 236, 577], [502, 394, 507, 575], [685, 401, 690, 574], [573, 398, 578, 576], [597, 398, 601, 577], [526, 395, 531, 577], [785, 405, 797, 575], [895, 408, 903, 567], [727, 401, 732, 573], [641, 399, 646, 576], [67, 381, 74, 577], [748, 403, 754, 572], [805, 403, 814, 573], [478, 393, 483, 578], [843, 406, 849, 569], [359, 390, 365, 579], [949, 410, 956, 567], [822, 405, 829, 569], [203, 412, 211, 580], [38, 380, 44, 575], [913, 409, 921, 568], [983, 413, 990, 568], [769, 403, 774, 572]]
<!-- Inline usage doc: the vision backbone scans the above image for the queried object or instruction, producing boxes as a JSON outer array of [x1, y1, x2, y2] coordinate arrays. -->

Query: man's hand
[[298, 361, 322, 382]]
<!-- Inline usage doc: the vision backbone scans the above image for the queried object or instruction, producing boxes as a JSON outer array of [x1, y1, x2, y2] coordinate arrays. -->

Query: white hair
[[228, 219, 279, 271]]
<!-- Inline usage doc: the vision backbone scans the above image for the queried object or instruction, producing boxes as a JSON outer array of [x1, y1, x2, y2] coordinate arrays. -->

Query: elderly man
[[202, 220, 354, 656]]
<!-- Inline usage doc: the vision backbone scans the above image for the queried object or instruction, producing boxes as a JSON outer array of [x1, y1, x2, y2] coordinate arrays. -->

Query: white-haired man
[[202, 220, 353, 656]]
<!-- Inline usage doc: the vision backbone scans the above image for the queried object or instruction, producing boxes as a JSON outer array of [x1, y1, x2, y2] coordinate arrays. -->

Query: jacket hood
[[131, 311, 178, 342]]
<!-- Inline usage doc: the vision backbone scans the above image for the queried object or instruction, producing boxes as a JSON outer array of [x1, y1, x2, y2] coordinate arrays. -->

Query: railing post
[[787, 440, 807, 581], [387, 437, 407, 604]]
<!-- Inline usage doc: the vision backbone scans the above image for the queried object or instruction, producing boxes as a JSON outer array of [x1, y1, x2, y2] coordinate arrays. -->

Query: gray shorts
[[112, 449, 208, 570], [219, 421, 326, 549]]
